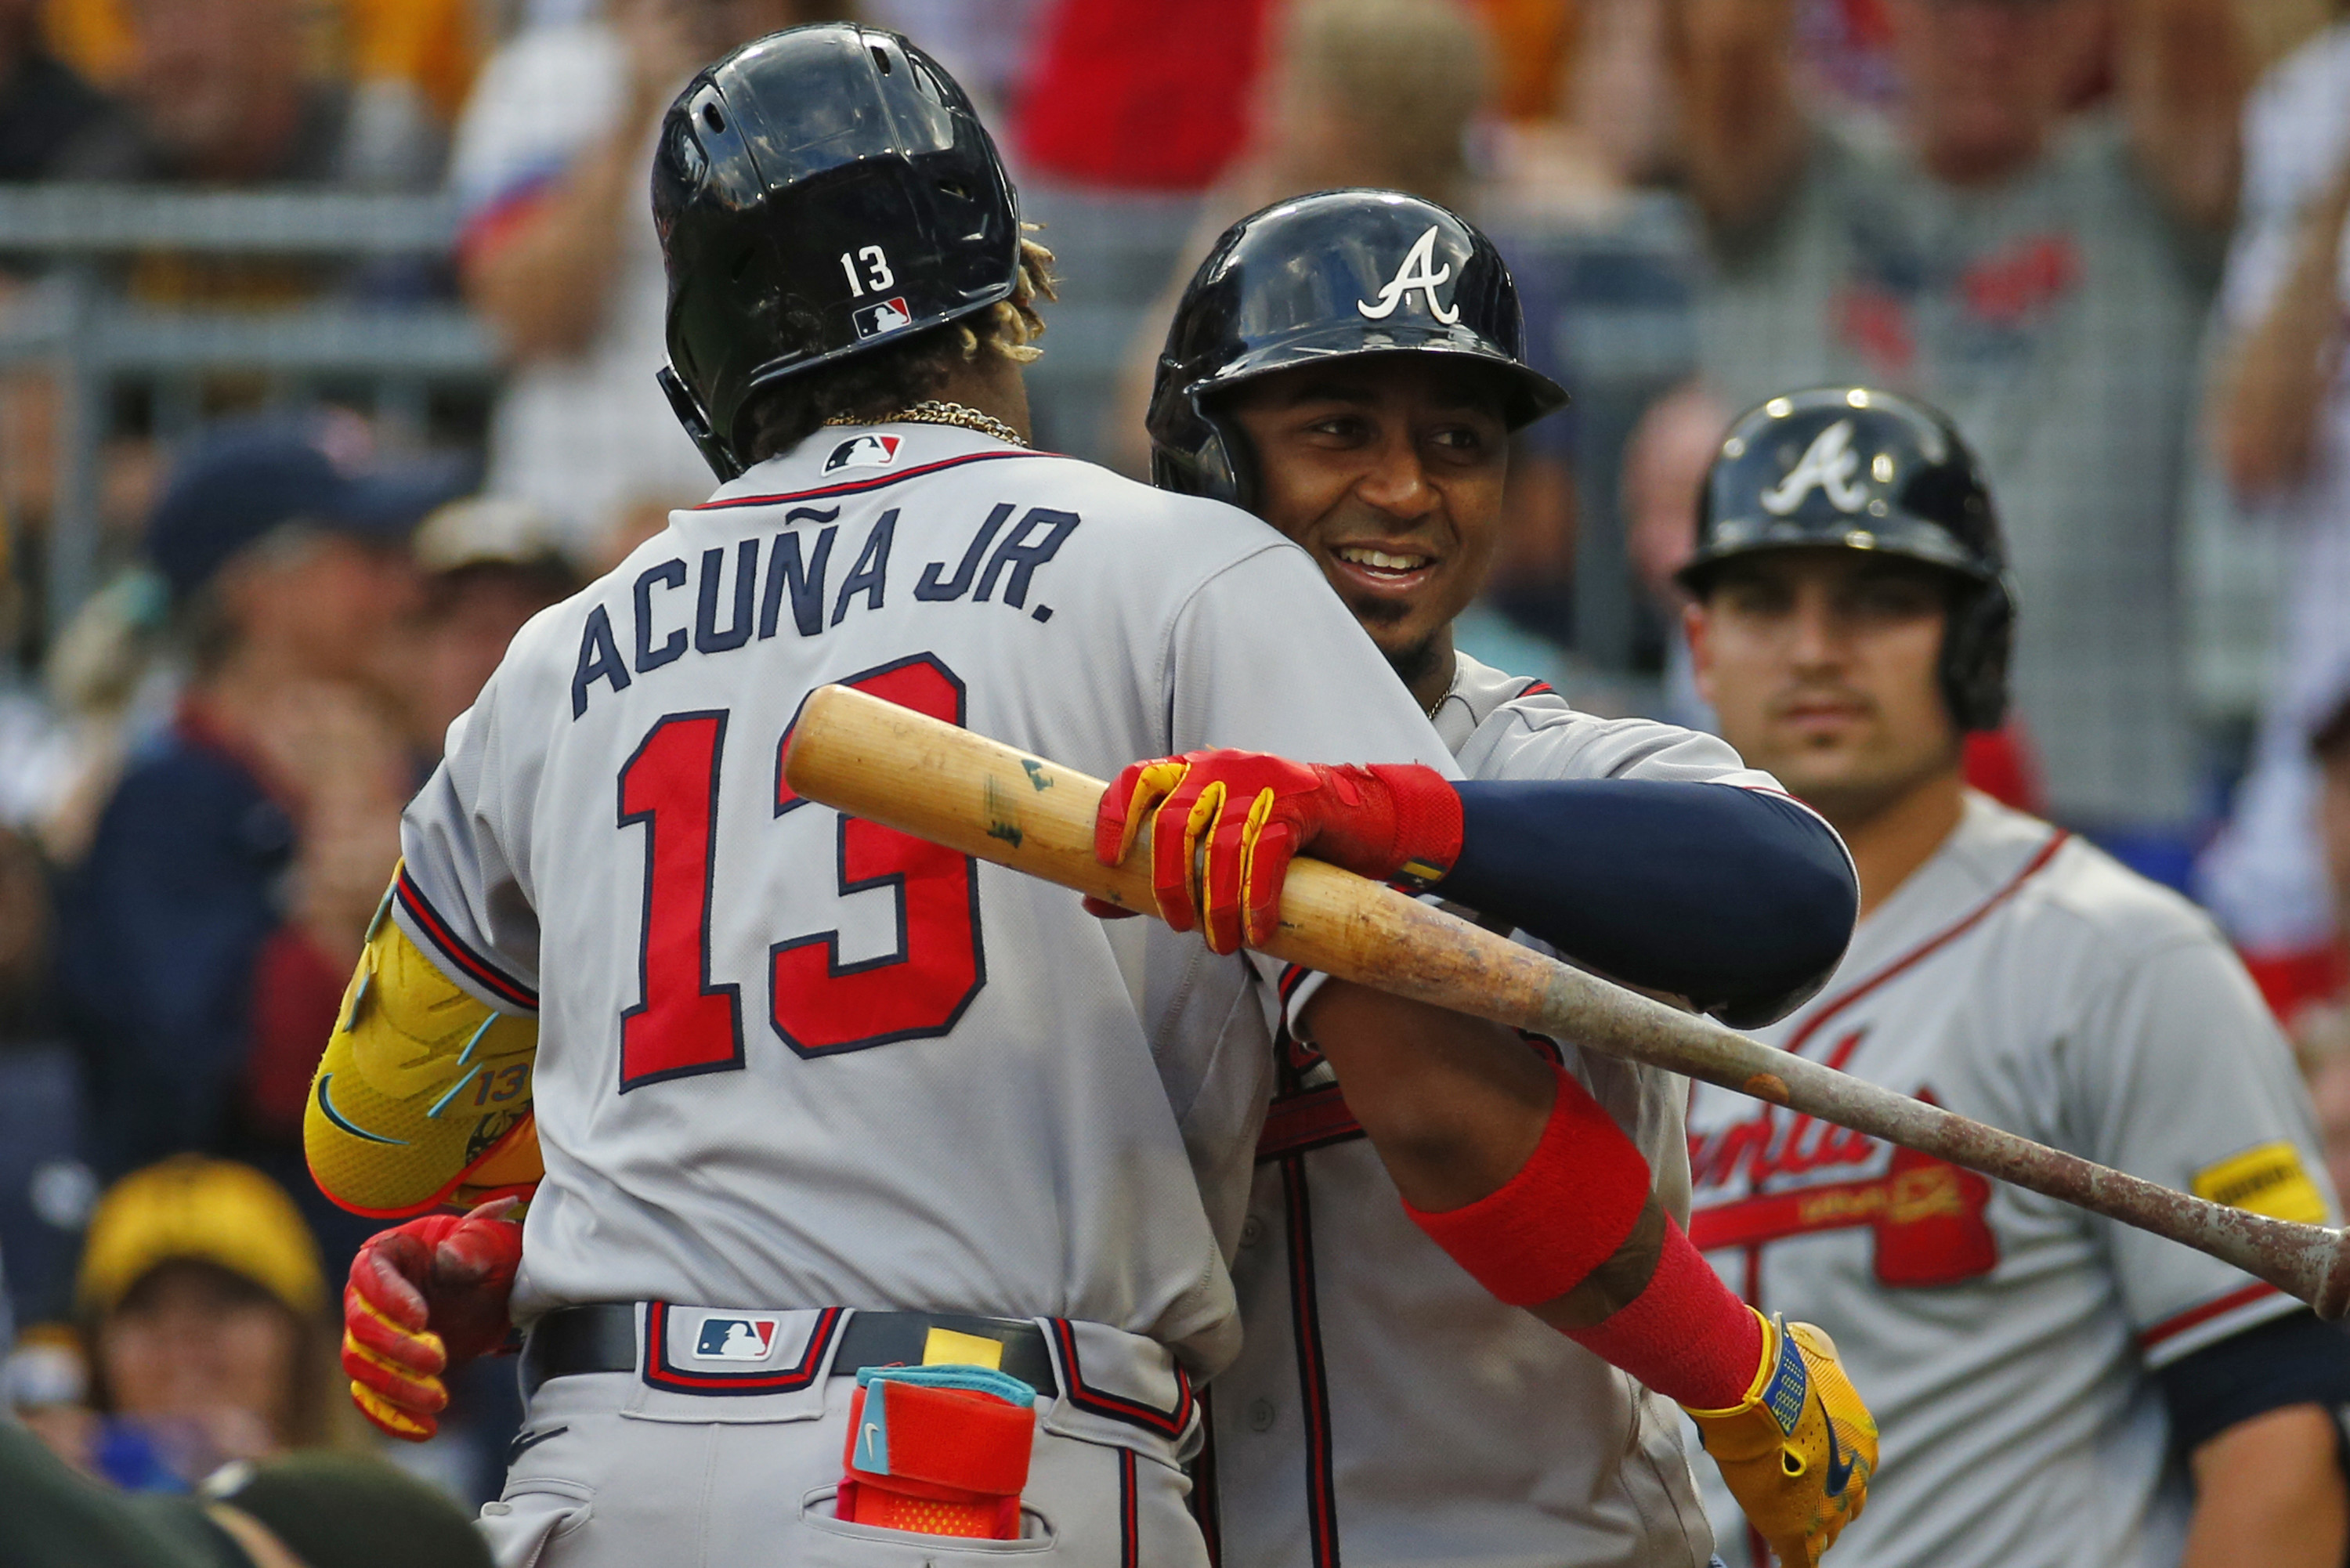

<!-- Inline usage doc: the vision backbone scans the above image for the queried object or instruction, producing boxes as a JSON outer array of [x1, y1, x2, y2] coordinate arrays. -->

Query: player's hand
[[342, 1198, 523, 1442], [1683, 1311, 1876, 1567], [1093, 750, 1461, 953]]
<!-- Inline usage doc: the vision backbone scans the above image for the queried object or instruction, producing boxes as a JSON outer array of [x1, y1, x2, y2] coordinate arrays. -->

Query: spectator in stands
[[26, 1157, 342, 1488], [396, 496, 577, 757], [2197, 8, 2350, 1013], [52, 416, 458, 1264], [1669, 0, 2247, 885], [451, 0, 845, 558], [2286, 670, 2350, 1215], [2, 1424, 493, 1568], [0, 820, 89, 1338], [862, 0, 1046, 121], [58, 0, 439, 189], [1013, 0, 1275, 193], [0, 0, 121, 180], [1105, 0, 1499, 473]]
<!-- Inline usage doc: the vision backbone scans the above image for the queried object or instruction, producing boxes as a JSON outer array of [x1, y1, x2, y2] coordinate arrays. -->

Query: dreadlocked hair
[[743, 234, 1058, 463]]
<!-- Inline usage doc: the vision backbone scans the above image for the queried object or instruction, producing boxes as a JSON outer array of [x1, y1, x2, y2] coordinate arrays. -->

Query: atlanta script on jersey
[[1686, 793, 2336, 1568]]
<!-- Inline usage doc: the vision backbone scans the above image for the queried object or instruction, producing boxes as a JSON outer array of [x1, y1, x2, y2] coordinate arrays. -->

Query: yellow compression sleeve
[[306, 871, 542, 1218]]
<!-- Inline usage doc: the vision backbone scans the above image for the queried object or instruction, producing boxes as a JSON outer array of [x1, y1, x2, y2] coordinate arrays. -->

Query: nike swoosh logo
[[314, 1074, 409, 1146], [1822, 1419, 1856, 1498], [507, 1425, 568, 1465]]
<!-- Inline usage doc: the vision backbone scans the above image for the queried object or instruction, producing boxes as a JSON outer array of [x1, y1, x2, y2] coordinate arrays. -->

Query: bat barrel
[[783, 684, 2350, 1320]]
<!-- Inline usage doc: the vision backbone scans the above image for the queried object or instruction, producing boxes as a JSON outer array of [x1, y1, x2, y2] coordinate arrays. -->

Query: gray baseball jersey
[[392, 423, 1458, 1378], [1208, 652, 1787, 1568], [1686, 792, 2336, 1568]]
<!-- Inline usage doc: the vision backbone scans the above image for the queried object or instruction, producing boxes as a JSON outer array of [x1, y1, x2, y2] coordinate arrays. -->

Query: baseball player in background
[[1128, 188, 1868, 1568], [299, 27, 1869, 1568], [1679, 386, 2350, 1568]]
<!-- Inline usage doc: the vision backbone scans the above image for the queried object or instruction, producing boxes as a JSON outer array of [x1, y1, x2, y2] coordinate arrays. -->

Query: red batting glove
[[342, 1198, 523, 1442], [1093, 750, 1462, 953]]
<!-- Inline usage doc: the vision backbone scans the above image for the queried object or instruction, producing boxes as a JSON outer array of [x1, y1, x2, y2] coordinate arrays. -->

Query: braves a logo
[[1357, 225, 1461, 325], [1762, 420, 1871, 515]]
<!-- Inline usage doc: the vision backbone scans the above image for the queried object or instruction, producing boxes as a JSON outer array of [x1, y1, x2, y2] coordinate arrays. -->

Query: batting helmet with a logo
[[652, 23, 1022, 479], [1147, 189, 1567, 509], [1677, 386, 2016, 732]]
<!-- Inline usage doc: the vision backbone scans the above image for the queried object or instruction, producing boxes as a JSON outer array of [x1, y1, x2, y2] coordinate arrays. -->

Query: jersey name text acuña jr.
[[392, 423, 1456, 1378]]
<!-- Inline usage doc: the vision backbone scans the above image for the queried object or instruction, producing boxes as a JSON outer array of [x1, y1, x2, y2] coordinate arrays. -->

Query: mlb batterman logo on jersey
[[824, 433, 904, 473], [695, 1316, 781, 1360]]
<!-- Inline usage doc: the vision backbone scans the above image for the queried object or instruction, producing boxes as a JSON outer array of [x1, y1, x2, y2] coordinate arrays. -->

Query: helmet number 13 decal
[[841, 245, 895, 297]]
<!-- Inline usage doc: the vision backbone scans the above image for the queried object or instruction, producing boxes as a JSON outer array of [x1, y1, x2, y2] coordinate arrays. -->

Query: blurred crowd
[[3, 0, 2350, 1525]]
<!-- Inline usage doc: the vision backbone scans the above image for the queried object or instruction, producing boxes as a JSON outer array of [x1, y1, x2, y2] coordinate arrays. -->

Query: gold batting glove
[[1683, 1310, 1876, 1567]]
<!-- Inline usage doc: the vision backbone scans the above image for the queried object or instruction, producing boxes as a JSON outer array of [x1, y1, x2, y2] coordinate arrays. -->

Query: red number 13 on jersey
[[615, 654, 985, 1090]]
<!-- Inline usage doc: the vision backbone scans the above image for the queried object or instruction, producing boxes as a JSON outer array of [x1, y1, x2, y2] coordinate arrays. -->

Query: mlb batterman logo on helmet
[[1146, 189, 1567, 509], [1678, 387, 2016, 732]]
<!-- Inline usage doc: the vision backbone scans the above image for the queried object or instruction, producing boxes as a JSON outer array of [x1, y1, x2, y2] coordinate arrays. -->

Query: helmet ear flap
[[1940, 578, 2015, 732], [1193, 406, 1257, 512]]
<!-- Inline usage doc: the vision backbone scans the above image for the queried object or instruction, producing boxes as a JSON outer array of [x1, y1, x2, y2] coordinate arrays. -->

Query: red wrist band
[[1401, 1062, 1652, 1307], [1564, 1220, 1764, 1409], [1368, 763, 1463, 887]]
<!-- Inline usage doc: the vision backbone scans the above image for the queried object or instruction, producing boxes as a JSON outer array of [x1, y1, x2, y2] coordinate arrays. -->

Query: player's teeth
[[1338, 547, 1428, 570]]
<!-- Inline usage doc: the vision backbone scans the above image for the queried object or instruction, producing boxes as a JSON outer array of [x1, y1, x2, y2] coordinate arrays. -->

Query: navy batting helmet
[[1676, 387, 2016, 732], [652, 23, 1021, 479], [1146, 189, 1567, 509]]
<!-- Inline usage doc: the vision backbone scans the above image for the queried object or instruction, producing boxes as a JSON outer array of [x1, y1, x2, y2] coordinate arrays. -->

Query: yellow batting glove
[[1684, 1311, 1876, 1567]]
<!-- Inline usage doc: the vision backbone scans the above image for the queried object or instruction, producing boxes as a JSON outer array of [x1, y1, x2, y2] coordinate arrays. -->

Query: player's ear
[[1684, 600, 1718, 704]]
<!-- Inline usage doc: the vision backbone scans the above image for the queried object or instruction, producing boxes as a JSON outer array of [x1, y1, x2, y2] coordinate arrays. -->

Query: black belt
[[520, 1305, 1058, 1400]]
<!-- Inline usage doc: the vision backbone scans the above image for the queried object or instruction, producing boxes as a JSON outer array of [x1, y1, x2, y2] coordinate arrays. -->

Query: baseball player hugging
[[1680, 388, 2350, 1568], [1139, 190, 1882, 1568], [302, 25, 1875, 1568]]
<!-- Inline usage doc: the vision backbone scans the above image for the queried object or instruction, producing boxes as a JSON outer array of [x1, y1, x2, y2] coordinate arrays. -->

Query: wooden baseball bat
[[782, 684, 2350, 1320]]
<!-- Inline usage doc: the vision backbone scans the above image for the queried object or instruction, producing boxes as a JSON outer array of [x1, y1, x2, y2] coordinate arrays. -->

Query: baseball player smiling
[[1139, 190, 1875, 1568]]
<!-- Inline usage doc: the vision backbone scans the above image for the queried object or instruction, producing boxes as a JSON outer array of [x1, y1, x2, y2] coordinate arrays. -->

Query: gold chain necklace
[[822, 400, 1028, 448]]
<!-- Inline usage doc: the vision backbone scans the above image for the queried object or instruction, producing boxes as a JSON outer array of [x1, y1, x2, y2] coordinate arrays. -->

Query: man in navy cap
[[56, 414, 465, 1259]]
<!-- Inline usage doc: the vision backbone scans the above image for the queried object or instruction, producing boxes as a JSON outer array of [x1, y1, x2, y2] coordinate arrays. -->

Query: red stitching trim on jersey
[[1118, 1447, 1141, 1568], [690, 450, 1054, 511], [640, 1302, 842, 1394], [2137, 1281, 2282, 1351], [1279, 1154, 1343, 1568], [1256, 1085, 1365, 1163], [1188, 1386, 1221, 1568], [1517, 681, 1555, 697], [1045, 1318, 1196, 1439], [393, 870, 539, 1012], [1777, 826, 2068, 1059]]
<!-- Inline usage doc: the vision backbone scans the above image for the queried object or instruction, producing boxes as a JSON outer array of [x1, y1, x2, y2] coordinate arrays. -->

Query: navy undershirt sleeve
[[1434, 779, 1857, 1028], [2157, 1310, 2350, 1457]]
